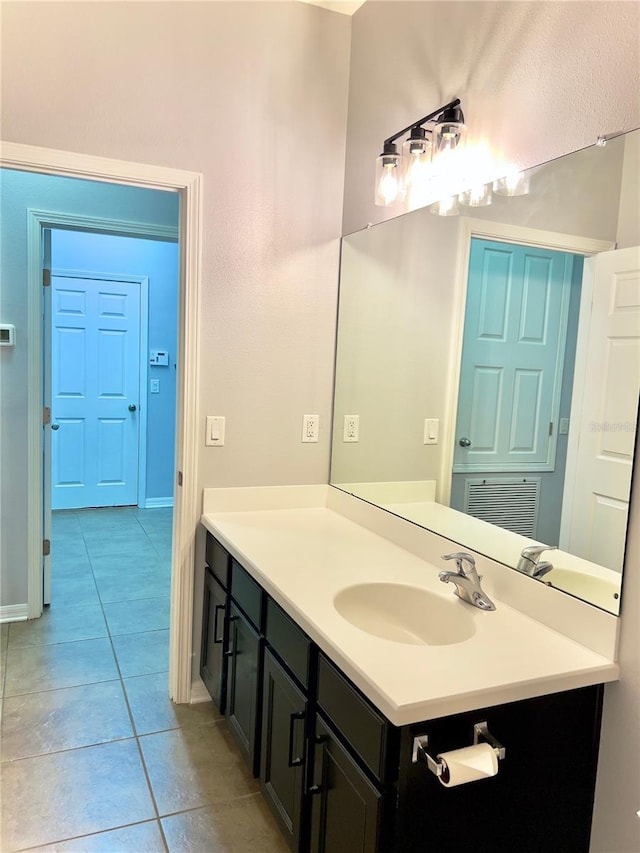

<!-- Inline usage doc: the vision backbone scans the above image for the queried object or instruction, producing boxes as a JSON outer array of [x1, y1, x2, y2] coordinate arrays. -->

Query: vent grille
[[464, 478, 540, 538]]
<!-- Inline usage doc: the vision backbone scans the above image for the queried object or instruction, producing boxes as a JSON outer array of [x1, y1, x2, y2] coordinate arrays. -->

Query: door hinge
[[549, 421, 554, 436], [43, 539, 51, 556], [43, 268, 51, 287], [43, 406, 51, 425], [177, 471, 183, 487]]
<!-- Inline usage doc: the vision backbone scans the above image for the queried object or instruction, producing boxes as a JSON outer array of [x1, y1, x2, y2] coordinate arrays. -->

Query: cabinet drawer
[[231, 559, 263, 630], [205, 533, 231, 589], [317, 654, 392, 782], [266, 598, 311, 689]]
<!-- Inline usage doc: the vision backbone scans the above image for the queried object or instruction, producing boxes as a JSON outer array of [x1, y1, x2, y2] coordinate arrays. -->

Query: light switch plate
[[150, 379, 160, 394], [424, 418, 439, 445], [206, 415, 225, 446]]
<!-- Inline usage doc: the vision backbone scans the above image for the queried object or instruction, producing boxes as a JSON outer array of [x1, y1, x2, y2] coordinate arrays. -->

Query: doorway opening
[[0, 141, 202, 703], [46, 228, 179, 668]]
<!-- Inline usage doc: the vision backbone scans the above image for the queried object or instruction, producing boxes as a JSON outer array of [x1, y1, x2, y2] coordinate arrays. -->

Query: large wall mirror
[[331, 129, 640, 615]]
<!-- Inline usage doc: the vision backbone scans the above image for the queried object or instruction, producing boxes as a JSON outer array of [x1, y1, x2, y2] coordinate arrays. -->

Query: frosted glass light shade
[[375, 150, 405, 206], [493, 170, 530, 196], [433, 119, 466, 174], [430, 194, 459, 216], [459, 183, 492, 206], [402, 135, 432, 194]]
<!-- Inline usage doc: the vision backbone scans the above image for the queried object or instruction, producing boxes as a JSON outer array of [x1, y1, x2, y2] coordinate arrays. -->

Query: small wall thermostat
[[0, 325, 16, 347], [149, 349, 169, 366]]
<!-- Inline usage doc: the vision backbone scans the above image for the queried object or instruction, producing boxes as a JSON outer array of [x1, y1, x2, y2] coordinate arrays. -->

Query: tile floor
[[0, 507, 288, 853]]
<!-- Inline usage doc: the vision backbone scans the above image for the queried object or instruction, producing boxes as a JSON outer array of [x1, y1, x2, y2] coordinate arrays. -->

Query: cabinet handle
[[308, 733, 327, 795], [213, 604, 225, 644], [224, 618, 237, 658], [288, 711, 306, 768]]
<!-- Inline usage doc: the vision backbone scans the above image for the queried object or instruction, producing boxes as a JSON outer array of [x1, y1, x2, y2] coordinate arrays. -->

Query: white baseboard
[[189, 677, 211, 704], [0, 603, 29, 623], [143, 497, 174, 509]]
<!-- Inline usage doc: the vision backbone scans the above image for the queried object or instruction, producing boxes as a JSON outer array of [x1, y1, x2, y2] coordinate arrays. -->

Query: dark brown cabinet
[[309, 715, 385, 853], [261, 648, 308, 851], [226, 601, 263, 775], [200, 531, 605, 853], [395, 686, 604, 853], [225, 562, 265, 777], [200, 567, 228, 711]]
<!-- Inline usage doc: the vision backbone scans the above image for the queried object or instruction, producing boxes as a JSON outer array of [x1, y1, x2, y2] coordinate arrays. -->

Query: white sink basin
[[546, 568, 621, 611], [333, 582, 477, 646]]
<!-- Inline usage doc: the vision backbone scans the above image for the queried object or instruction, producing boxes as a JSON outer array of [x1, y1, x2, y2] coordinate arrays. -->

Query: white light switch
[[205, 415, 225, 447], [150, 379, 160, 394], [302, 414, 319, 443], [424, 418, 439, 445], [343, 415, 359, 442], [559, 417, 569, 435]]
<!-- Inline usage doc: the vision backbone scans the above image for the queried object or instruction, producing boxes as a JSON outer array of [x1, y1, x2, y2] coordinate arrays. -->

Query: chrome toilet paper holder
[[411, 721, 506, 778]]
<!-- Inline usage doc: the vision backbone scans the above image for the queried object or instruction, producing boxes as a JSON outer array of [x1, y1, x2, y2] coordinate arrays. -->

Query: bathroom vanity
[[199, 486, 618, 853]]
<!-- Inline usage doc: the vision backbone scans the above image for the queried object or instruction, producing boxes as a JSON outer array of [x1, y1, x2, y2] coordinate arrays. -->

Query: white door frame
[[1, 141, 202, 705], [50, 266, 152, 511], [439, 218, 614, 507]]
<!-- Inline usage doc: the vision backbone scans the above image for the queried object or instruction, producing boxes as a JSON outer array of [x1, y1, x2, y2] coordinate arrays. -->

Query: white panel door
[[561, 247, 640, 571], [51, 276, 141, 509], [453, 239, 574, 473]]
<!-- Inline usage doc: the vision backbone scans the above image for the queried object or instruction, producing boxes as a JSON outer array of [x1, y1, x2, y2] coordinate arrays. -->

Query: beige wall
[[343, 0, 640, 234], [0, 0, 350, 490], [0, 2, 351, 606], [343, 4, 639, 850], [617, 130, 640, 248]]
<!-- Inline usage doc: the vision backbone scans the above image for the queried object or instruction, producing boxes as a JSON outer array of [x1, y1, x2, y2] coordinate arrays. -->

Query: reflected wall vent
[[463, 477, 540, 538]]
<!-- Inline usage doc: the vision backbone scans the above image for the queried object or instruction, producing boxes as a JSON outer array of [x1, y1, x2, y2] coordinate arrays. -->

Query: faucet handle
[[442, 552, 476, 574], [521, 544, 557, 561]]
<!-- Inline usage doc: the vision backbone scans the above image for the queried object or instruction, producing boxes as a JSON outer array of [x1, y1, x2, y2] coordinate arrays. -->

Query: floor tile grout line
[[1, 732, 140, 766], [88, 517, 172, 845], [12, 817, 166, 853], [7, 508, 174, 852]]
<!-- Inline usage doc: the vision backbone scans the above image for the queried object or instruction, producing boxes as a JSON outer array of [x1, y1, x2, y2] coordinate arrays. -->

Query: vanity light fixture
[[493, 170, 530, 197], [430, 194, 460, 217], [459, 183, 492, 207], [375, 98, 465, 207]]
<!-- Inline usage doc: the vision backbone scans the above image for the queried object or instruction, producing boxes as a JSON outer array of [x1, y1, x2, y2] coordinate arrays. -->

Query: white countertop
[[201, 491, 618, 726]]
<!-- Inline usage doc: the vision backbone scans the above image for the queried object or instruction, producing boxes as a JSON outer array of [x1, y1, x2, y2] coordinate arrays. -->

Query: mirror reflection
[[331, 130, 640, 615]]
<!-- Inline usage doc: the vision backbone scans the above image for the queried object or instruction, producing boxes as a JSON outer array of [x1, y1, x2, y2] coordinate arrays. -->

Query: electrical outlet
[[205, 415, 225, 447], [559, 417, 569, 435], [302, 414, 319, 443], [343, 414, 359, 442]]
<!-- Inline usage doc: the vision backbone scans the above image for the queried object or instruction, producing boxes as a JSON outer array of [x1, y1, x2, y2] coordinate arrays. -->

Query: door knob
[[128, 404, 137, 412], [458, 437, 471, 447], [51, 423, 60, 431]]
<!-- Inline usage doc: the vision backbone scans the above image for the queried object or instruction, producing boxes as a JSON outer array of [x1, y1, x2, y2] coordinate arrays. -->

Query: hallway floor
[[0, 508, 287, 852]]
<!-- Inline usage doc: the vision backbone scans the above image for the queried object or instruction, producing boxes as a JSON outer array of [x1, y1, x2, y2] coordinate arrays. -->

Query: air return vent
[[463, 478, 540, 538]]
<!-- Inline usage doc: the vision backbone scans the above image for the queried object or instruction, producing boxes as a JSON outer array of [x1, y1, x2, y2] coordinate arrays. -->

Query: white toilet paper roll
[[437, 742, 499, 787]]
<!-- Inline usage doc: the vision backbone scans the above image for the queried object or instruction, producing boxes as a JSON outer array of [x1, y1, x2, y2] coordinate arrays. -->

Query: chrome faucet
[[439, 552, 496, 611], [516, 544, 556, 579]]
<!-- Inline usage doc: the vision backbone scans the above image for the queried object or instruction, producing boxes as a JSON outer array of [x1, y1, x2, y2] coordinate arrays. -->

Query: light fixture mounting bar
[[383, 98, 461, 146]]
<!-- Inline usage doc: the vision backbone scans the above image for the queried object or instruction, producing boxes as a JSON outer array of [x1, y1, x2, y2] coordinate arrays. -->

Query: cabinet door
[[200, 569, 228, 712], [260, 649, 307, 851], [310, 715, 383, 853], [227, 601, 263, 776]]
